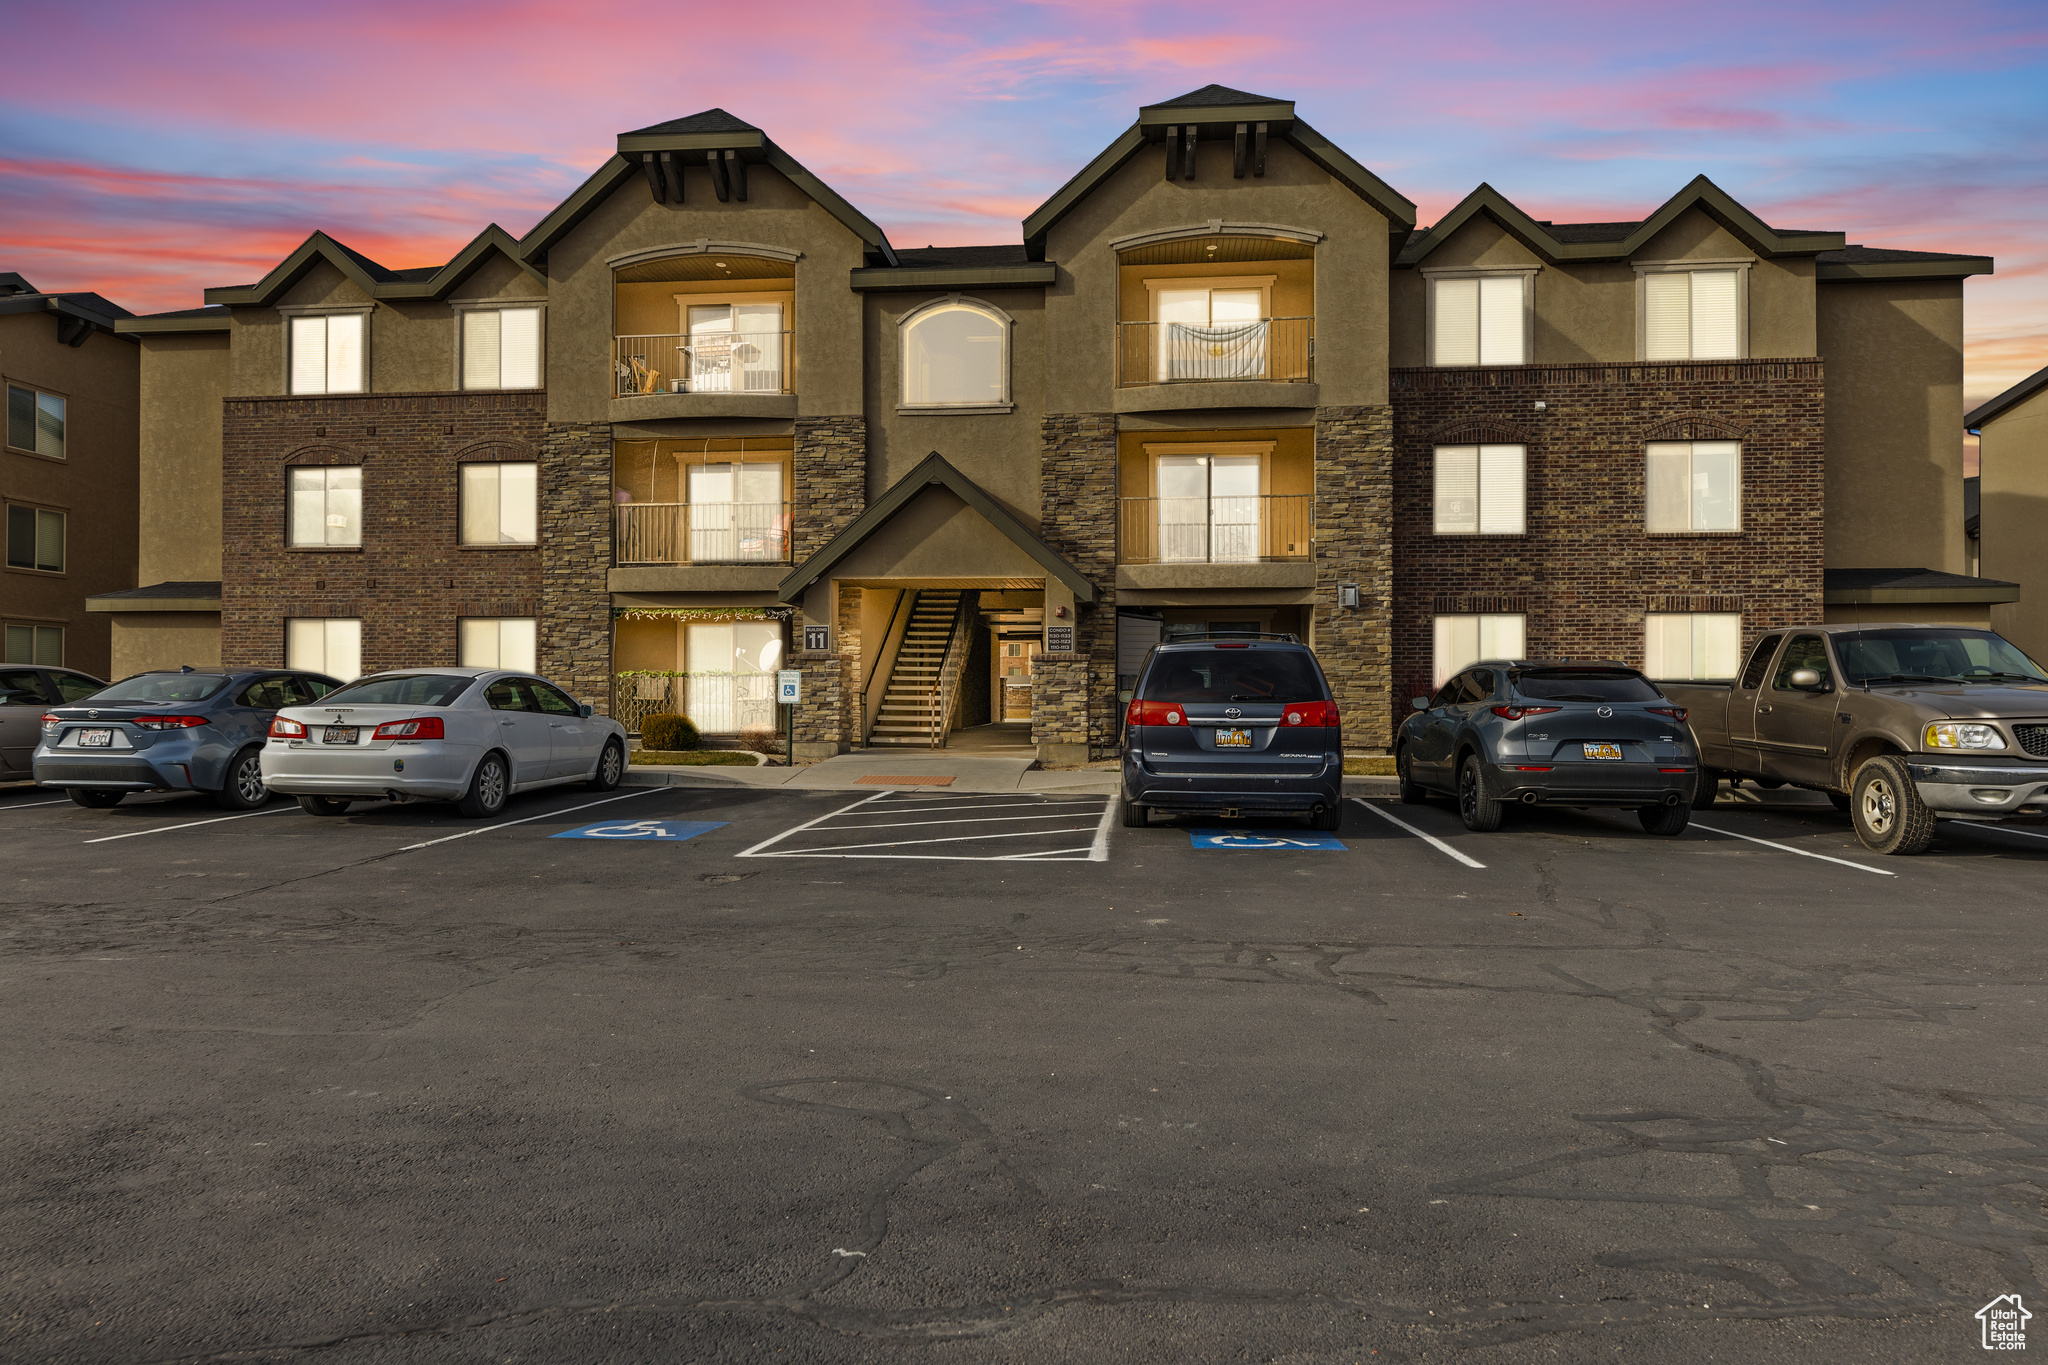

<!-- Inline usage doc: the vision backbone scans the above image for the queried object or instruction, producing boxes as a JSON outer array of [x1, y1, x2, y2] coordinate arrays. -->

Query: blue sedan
[[34, 667, 341, 810]]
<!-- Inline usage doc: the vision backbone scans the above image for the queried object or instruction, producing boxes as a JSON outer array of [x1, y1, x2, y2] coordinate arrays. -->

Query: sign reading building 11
[[803, 624, 830, 652]]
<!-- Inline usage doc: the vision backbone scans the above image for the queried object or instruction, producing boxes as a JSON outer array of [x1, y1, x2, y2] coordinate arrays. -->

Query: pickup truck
[[1659, 624, 2048, 854]]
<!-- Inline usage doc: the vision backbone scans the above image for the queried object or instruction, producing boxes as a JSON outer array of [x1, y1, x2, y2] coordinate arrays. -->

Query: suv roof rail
[[1167, 631, 1302, 644]]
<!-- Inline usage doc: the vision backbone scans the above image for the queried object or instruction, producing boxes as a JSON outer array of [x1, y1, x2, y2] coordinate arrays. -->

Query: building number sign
[[803, 624, 830, 652], [1045, 625, 1075, 654]]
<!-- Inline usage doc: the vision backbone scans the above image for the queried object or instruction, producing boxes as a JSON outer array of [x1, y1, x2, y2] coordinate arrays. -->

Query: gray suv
[[1120, 634, 1343, 830]]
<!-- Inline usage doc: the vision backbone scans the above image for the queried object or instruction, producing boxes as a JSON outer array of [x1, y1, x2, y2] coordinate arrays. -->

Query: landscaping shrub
[[639, 713, 700, 751], [735, 726, 782, 755]]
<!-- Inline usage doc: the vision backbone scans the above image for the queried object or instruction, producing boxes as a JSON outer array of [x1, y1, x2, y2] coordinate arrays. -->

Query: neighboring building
[[1968, 364, 2048, 662], [1, 273, 138, 680], [112, 87, 2002, 757]]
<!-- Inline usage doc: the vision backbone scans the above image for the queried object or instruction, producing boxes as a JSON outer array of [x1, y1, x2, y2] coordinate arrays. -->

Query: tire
[[456, 752, 510, 819], [297, 795, 351, 817], [1121, 799, 1147, 828], [1690, 768, 1721, 810], [1850, 754, 1935, 855], [1309, 802, 1343, 832], [586, 739, 625, 792], [1825, 789, 1851, 812], [68, 788, 124, 809], [1639, 801, 1691, 836], [1457, 755, 1504, 833], [213, 746, 270, 810], [1395, 746, 1429, 805]]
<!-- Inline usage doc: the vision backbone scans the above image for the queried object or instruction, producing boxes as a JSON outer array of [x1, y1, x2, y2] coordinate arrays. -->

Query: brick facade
[[1036, 413, 1119, 757], [1389, 359, 1827, 741], [1312, 405, 1396, 751]]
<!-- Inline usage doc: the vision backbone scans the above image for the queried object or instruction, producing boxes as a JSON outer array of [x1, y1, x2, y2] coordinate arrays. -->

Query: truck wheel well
[[1839, 737, 1900, 790]]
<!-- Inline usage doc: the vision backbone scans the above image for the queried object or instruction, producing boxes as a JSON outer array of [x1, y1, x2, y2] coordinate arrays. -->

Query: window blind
[[1432, 614, 1526, 686], [1477, 276, 1525, 365], [463, 311, 501, 390], [1645, 442, 1691, 531], [290, 317, 328, 394], [1431, 278, 1479, 366], [1645, 441, 1741, 532], [1434, 447, 1479, 533], [1645, 613, 1741, 679], [1434, 444, 1525, 534], [499, 308, 541, 389], [35, 508, 63, 571], [1643, 274, 1691, 360], [324, 314, 363, 394], [1477, 444, 1526, 534], [1689, 270, 1740, 358]]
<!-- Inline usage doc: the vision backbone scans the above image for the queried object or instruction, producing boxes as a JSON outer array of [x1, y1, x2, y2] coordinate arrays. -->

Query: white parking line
[[395, 788, 665, 852], [1689, 821, 1896, 876], [734, 792, 886, 858], [83, 805, 299, 843], [1, 798, 70, 812], [772, 824, 1105, 856], [835, 798, 1101, 817], [1088, 798, 1115, 862], [810, 810, 1101, 833], [1957, 823, 2048, 846], [1349, 798, 1486, 869]]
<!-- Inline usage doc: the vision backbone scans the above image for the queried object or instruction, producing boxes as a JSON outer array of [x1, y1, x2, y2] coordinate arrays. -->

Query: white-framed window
[[6, 504, 64, 572], [1144, 275, 1275, 382], [1433, 613, 1525, 687], [287, 618, 362, 682], [461, 306, 543, 390], [1638, 265, 1745, 360], [899, 297, 1011, 408], [460, 618, 537, 672], [459, 462, 538, 546], [5, 383, 65, 457], [681, 297, 787, 394], [1646, 441, 1741, 533], [1427, 272, 1531, 366], [1645, 613, 1742, 680], [683, 620, 784, 732], [3, 623, 63, 665], [288, 467, 362, 547], [287, 312, 367, 395], [1433, 444, 1526, 535]]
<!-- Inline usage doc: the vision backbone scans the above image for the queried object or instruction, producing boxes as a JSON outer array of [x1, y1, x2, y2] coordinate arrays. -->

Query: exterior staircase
[[867, 590, 967, 747]]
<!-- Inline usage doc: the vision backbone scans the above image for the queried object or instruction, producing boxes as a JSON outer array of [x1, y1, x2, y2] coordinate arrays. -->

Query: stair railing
[[927, 591, 979, 748], [860, 589, 918, 747]]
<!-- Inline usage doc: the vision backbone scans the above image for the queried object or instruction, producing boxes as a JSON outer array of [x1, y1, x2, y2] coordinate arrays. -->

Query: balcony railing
[[614, 501, 793, 566], [1115, 317, 1313, 388], [1118, 494, 1314, 564], [614, 671, 780, 736], [614, 330, 794, 397]]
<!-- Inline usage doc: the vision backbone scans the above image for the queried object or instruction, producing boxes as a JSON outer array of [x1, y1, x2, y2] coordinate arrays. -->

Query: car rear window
[[89, 673, 230, 703], [317, 674, 474, 707], [1511, 669, 1663, 703], [1143, 650, 1325, 703]]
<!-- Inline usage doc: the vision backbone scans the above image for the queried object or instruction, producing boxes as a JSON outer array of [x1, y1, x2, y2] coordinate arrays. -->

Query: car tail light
[[41, 713, 61, 733], [1646, 706, 1689, 722], [1283, 701, 1340, 726], [133, 715, 208, 730], [1658, 768, 1691, 773], [1125, 700, 1185, 727], [1213, 642, 1250, 649], [270, 717, 306, 738], [373, 717, 445, 740], [1492, 705, 1562, 721], [1511, 766, 1554, 771]]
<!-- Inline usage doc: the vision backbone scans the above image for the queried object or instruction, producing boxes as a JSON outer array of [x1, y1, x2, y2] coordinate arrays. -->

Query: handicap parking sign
[[1189, 829, 1346, 851], [551, 819, 729, 841]]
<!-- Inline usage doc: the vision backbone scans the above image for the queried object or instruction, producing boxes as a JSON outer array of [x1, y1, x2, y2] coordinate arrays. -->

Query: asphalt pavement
[[3, 777, 2046, 1362]]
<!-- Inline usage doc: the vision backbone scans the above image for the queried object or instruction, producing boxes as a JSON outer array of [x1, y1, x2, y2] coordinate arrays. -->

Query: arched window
[[900, 298, 1010, 409]]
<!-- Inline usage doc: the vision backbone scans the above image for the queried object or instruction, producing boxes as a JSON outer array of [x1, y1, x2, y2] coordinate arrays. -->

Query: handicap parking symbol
[[551, 819, 729, 841], [1189, 829, 1346, 851]]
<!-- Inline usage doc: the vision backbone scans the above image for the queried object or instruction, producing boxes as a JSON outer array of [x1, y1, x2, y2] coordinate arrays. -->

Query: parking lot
[[4, 774, 2046, 1362]]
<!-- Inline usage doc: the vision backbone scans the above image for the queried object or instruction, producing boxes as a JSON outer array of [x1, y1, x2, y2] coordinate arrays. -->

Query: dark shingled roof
[[622, 109, 761, 137], [1817, 245, 1987, 265], [87, 580, 222, 601], [134, 305, 230, 321], [1535, 220, 1640, 243], [1966, 361, 2048, 430], [890, 245, 1031, 268], [0, 271, 40, 295], [1823, 567, 2016, 592], [1145, 85, 1286, 108]]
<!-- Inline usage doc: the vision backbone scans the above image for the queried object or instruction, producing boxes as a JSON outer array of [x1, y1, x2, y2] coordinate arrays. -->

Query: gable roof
[[0, 279, 134, 344], [779, 452, 1096, 603], [116, 304, 232, 335], [1966, 361, 2048, 430], [1146, 85, 1287, 109], [202, 224, 543, 307]]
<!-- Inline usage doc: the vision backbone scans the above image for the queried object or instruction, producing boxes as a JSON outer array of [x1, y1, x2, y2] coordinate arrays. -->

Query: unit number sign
[[1045, 625, 1075, 654]]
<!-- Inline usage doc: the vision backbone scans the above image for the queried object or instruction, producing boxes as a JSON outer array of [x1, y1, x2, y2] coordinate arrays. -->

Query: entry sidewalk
[[627, 749, 1118, 795]]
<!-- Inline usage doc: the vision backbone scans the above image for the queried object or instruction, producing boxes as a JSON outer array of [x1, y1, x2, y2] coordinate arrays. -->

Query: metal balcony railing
[[614, 330, 794, 397], [613, 501, 793, 566], [1118, 494, 1314, 564], [613, 671, 780, 736], [1115, 317, 1313, 387]]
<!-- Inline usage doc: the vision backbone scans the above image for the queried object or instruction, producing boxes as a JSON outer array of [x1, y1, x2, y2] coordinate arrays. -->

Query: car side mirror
[[580, 702, 595, 718], [1410, 696, 1429, 711], [1788, 669, 1824, 691]]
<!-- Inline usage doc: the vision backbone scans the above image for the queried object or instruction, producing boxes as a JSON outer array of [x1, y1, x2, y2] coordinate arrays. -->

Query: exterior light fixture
[[1338, 583, 1361, 609], [1533, 400, 1547, 411]]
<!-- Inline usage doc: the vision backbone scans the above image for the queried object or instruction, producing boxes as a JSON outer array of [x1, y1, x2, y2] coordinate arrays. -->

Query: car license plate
[[322, 726, 359, 745], [1582, 742, 1623, 761], [77, 728, 113, 747], [1216, 728, 1252, 748]]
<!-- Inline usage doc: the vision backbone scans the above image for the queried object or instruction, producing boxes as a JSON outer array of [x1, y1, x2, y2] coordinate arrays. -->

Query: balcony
[[614, 501, 793, 566], [610, 329, 796, 420], [1118, 494, 1313, 564], [1112, 318, 1316, 414], [614, 671, 778, 736]]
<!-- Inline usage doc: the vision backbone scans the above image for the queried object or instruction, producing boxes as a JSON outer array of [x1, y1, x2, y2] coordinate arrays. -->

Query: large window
[[1433, 614, 1525, 687], [900, 300, 1009, 408], [289, 467, 362, 547], [3, 624, 62, 665], [1149, 279, 1270, 381], [684, 621, 783, 732], [684, 301, 785, 393], [1646, 441, 1740, 533], [459, 463, 537, 546], [5, 504, 64, 572], [287, 618, 362, 682], [462, 307, 542, 390], [1644, 613, 1742, 680], [1155, 451, 1261, 564], [1433, 444, 1525, 535], [1429, 274, 1528, 366], [6, 384, 65, 457], [288, 313, 367, 395], [460, 618, 537, 672], [688, 462, 785, 563], [1640, 267, 1743, 361]]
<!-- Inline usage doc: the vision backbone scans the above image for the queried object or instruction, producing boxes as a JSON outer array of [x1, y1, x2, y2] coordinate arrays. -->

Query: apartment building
[[114, 86, 1999, 757], [1, 274, 138, 679], [1968, 364, 2048, 662]]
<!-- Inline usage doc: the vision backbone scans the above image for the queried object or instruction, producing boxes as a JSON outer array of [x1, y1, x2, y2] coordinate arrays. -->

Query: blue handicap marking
[[1189, 829, 1346, 851], [551, 819, 729, 841]]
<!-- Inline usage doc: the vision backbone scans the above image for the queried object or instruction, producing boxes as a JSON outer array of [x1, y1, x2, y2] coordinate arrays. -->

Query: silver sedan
[[260, 669, 627, 818]]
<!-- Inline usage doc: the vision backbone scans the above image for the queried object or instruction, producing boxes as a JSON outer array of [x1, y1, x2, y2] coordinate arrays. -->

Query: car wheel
[[1121, 799, 1148, 828], [1639, 801, 1691, 836], [1396, 746, 1428, 805], [1850, 754, 1935, 855], [1457, 755, 1504, 833], [213, 745, 270, 810], [1690, 768, 1722, 810], [68, 789, 124, 809], [1825, 789, 1851, 812], [457, 752, 509, 819], [1309, 803, 1343, 832], [586, 739, 625, 792], [297, 795, 351, 817]]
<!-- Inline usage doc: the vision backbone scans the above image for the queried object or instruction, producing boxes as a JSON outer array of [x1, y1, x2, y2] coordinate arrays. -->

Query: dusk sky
[[3, 0, 2043, 409]]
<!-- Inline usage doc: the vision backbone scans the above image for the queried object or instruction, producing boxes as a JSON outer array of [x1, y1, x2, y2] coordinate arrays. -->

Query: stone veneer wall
[[1035, 413, 1119, 757], [1313, 406, 1396, 751], [539, 421, 615, 712], [1389, 358, 1826, 735], [793, 415, 867, 560]]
